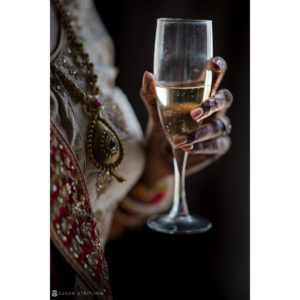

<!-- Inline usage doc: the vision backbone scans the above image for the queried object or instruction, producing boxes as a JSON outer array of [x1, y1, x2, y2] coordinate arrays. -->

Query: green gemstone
[[105, 134, 118, 153], [108, 138, 116, 150]]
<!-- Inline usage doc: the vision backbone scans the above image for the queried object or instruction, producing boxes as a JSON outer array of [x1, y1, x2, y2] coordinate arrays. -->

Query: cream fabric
[[50, 0, 145, 244]]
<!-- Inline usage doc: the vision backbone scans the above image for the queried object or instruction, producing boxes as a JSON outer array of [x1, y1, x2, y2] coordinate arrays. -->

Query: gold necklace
[[51, 0, 125, 183]]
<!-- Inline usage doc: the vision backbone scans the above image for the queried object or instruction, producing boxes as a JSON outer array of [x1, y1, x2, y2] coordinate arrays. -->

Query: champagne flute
[[147, 18, 213, 234]]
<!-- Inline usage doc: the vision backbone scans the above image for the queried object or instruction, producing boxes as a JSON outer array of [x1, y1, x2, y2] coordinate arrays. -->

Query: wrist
[[110, 176, 173, 235], [130, 176, 172, 203]]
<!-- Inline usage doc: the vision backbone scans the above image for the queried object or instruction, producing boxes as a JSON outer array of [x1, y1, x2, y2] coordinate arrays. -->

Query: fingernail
[[146, 71, 154, 80], [142, 72, 148, 87], [143, 72, 155, 91], [182, 144, 193, 151], [173, 135, 187, 145], [191, 107, 204, 120], [144, 71, 154, 83], [212, 57, 223, 69]]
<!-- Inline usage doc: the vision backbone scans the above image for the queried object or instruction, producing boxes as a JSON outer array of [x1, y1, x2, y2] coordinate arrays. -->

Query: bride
[[50, 0, 233, 298]]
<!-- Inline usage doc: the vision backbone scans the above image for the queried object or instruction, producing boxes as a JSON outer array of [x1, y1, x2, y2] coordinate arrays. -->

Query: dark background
[[94, 0, 249, 299]]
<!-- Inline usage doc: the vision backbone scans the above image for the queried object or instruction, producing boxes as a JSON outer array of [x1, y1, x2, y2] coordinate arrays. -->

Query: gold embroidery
[[50, 122, 111, 298], [51, 0, 126, 196]]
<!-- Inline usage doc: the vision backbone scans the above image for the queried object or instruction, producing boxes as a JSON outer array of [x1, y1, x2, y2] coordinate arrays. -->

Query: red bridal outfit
[[50, 1, 172, 299]]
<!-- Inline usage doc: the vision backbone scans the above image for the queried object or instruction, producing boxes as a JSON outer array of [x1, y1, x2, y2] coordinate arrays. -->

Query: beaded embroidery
[[50, 121, 112, 299], [51, 0, 126, 195]]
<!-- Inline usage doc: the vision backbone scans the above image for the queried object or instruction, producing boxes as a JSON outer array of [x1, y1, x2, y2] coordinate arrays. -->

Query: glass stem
[[169, 148, 190, 218]]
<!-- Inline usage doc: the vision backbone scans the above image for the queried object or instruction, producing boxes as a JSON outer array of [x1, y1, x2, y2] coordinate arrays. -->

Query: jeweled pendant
[[87, 115, 125, 182]]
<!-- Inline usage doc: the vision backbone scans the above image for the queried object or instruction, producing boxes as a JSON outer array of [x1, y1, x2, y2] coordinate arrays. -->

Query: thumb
[[140, 71, 160, 121]]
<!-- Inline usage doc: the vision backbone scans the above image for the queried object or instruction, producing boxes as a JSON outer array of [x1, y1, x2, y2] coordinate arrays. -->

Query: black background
[[94, 0, 249, 299]]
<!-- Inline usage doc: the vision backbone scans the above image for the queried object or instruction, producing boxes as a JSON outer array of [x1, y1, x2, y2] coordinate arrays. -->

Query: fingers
[[184, 135, 231, 155], [190, 89, 233, 122], [140, 71, 160, 121], [210, 56, 227, 96], [173, 115, 230, 146]]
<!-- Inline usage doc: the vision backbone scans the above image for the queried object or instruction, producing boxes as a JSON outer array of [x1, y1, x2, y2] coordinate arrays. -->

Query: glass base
[[147, 214, 212, 235]]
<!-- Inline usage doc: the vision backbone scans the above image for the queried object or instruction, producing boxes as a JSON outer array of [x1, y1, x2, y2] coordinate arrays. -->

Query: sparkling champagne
[[156, 83, 211, 142]]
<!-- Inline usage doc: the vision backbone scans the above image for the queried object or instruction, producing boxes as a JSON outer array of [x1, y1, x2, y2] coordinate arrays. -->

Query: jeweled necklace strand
[[51, 0, 125, 183]]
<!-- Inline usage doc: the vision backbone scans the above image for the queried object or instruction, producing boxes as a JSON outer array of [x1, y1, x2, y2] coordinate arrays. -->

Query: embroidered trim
[[50, 121, 112, 299], [51, 0, 126, 195]]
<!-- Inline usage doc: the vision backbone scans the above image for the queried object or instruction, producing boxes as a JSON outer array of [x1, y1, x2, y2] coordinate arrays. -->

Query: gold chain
[[51, 63, 102, 118], [51, 0, 125, 184], [51, 0, 103, 117]]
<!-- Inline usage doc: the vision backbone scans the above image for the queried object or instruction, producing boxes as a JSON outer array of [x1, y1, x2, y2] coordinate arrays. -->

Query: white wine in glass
[[147, 18, 213, 234], [156, 83, 211, 142]]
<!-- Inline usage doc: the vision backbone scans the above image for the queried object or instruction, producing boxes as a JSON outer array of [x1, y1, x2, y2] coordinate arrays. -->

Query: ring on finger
[[219, 115, 232, 135]]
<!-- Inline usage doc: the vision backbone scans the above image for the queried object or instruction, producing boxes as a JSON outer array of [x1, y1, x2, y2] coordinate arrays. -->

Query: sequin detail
[[50, 121, 111, 299]]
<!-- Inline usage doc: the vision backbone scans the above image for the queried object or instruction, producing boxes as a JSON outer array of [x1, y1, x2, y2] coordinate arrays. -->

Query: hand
[[139, 56, 233, 182]]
